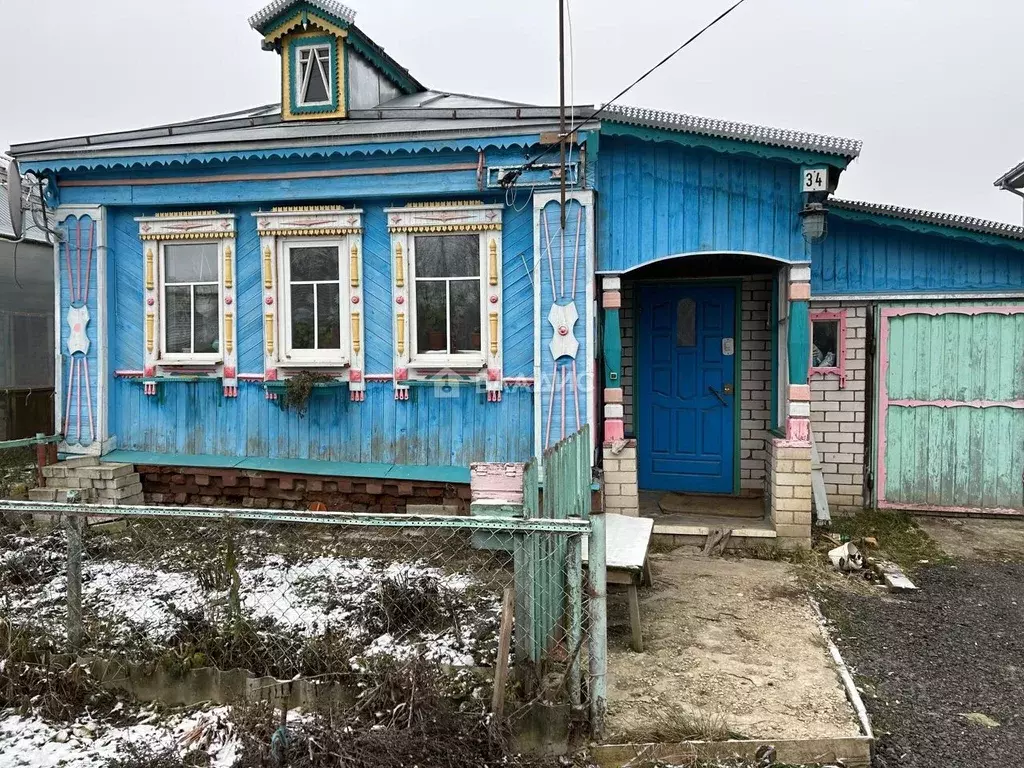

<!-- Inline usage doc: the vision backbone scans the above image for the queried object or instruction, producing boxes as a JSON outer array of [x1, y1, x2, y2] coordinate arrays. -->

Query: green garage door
[[878, 306, 1024, 513]]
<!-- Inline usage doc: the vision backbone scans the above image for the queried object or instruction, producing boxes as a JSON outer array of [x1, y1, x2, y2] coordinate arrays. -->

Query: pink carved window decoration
[[809, 309, 847, 387]]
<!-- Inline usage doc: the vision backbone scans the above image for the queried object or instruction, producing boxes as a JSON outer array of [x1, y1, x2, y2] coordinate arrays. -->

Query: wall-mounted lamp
[[799, 202, 828, 242]]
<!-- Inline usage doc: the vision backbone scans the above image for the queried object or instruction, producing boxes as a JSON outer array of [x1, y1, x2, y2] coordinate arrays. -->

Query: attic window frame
[[292, 37, 337, 113]]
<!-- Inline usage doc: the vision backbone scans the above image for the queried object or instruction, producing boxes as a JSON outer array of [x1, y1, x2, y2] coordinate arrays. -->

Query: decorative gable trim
[[259, 8, 351, 47]]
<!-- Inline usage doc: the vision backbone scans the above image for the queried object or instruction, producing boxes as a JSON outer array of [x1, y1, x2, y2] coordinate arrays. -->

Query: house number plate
[[722, 337, 735, 356]]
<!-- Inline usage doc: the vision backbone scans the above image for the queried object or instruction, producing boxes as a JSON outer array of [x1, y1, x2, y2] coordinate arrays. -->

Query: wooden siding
[[596, 136, 809, 272], [815, 217, 1024, 296], [109, 378, 533, 465], [106, 199, 536, 466], [878, 307, 1024, 511]]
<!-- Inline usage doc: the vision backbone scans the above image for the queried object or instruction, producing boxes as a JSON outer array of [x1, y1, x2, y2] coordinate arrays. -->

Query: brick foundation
[[137, 466, 469, 514], [768, 439, 813, 549], [602, 440, 638, 516]]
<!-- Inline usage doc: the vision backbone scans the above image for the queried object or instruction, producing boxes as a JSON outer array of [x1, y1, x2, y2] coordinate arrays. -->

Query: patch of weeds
[[619, 705, 742, 743], [0, 446, 34, 498], [230, 660, 552, 768], [158, 610, 355, 680], [282, 371, 336, 416], [828, 509, 950, 570], [362, 571, 458, 636], [106, 742, 209, 768]]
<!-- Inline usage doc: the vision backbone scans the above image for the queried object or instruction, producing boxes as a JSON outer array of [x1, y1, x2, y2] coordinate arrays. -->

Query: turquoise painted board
[[110, 379, 533, 467], [596, 136, 809, 272], [816, 217, 1024, 295], [879, 308, 1024, 511]]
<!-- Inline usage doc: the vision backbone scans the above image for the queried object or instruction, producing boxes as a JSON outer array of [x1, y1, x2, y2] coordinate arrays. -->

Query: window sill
[[408, 357, 486, 372], [158, 359, 223, 368], [276, 359, 350, 369]]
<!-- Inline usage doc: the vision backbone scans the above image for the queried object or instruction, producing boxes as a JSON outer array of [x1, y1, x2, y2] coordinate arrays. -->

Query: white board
[[581, 513, 654, 571]]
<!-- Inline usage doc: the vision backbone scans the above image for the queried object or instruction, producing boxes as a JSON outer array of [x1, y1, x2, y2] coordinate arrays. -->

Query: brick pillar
[[769, 439, 813, 549], [602, 276, 624, 442], [602, 439, 638, 517]]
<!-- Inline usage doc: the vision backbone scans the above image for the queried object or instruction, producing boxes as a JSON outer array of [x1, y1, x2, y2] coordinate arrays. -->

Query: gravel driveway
[[820, 560, 1024, 768]]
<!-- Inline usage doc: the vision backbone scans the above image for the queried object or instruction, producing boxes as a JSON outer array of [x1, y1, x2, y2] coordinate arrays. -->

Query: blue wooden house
[[11, 0, 1024, 542]]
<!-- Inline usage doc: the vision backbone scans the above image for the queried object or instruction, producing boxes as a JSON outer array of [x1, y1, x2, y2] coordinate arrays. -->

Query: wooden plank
[[810, 432, 831, 522], [582, 513, 654, 569], [491, 587, 515, 721], [627, 583, 643, 652], [593, 735, 873, 768]]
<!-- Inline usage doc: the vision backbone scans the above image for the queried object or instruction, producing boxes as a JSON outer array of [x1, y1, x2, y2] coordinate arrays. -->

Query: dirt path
[[915, 516, 1024, 562], [604, 550, 859, 743]]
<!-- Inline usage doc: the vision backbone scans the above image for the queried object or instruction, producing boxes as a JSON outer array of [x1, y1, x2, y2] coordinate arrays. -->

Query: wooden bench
[[584, 513, 654, 652]]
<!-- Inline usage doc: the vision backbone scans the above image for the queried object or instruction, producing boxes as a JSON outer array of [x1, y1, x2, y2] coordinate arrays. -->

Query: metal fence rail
[[0, 497, 606, 733]]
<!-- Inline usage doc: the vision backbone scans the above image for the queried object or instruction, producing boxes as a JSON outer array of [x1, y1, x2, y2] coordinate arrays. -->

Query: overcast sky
[[2, 0, 1023, 223]]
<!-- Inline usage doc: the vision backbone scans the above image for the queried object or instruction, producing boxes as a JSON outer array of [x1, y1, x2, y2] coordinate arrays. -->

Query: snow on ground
[[2, 528, 502, 668], [0, 706, 239, 768]]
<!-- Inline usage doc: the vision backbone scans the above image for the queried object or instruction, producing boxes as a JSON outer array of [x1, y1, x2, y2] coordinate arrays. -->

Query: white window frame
[[295, 43, 333, 108], [278, 237, 350, 366], [408, 231, 489, 369], [158, 240, 223, 365]]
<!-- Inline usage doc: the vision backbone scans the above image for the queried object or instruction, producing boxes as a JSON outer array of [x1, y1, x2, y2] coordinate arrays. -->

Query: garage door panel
[[880, 307, 1024, 512]]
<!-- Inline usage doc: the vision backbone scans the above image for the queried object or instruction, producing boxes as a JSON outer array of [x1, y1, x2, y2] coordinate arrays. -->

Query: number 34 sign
[[802, 168, 829, 193]]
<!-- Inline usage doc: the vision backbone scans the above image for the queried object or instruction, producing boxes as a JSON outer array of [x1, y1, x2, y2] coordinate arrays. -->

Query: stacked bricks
[[769, 439, 812, 549], [621, 276, 774, 494], [809, 303, 868, 514], [31, 456, 144, 505], [137, 465, 468, 514], [602, 440, 638, 516], [740, 276, 772, 493]]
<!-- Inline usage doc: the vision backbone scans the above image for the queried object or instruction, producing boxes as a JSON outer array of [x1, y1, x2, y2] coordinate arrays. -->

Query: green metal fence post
[[566, 526, 583, 709], [588, 505, 607, 736]]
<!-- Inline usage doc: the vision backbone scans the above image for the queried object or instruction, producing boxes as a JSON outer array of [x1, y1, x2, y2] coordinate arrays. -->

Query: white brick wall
[[810, 302, 868, 514], [620, 277, 773, 494]]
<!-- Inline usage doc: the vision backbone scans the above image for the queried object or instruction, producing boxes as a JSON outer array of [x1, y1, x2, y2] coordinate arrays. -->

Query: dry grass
[[618, 705, 740, 743]]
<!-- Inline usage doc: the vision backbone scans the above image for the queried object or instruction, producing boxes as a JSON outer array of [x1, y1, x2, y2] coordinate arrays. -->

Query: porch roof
[[830, 198, 1024, 244]]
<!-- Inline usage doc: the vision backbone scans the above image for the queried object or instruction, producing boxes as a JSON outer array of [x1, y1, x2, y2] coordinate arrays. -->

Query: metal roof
[[603, 104, 862, 160], [993, 159, 1024, 189], [0, 166, 51, 243], [830, 198, 1024, 242], [248, 0, 356, 29]]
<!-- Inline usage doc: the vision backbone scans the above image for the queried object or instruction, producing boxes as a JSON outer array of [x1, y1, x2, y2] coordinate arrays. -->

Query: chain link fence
[[0, 499, 603, 763]]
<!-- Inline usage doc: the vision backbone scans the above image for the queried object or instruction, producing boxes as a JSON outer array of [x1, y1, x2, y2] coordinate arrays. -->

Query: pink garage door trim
[[876, 305, 1024, 512]]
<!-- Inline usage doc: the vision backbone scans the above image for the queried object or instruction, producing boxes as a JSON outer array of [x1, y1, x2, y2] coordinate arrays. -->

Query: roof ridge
[[603, 103, 862, 159], [830, 198, 1024, 241], [248, 0, 356, 29]]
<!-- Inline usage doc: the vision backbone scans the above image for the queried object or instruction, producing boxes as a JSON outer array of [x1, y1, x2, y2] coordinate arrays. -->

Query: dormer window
[[296, 43, 333, 106]]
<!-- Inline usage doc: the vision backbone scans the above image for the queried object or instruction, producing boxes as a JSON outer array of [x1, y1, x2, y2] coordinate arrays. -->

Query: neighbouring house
[[8, 0, 1024, 543], [0, 163, 54, 440]]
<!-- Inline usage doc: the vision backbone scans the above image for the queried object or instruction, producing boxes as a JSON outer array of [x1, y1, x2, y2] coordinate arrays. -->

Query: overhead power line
[[501, 0, 752, 189]]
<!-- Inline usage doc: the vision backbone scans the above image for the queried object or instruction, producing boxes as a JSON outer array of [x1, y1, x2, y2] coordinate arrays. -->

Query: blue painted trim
[[769, 270, 780, 431], [600, 122, 853, 170], [788, 300, 810, 385], [289, 35, 340, 115], [103, 449, 471, 484], [603, 307, 621, 388], [21, 135, 545, 175], [829, 207, 1024, 252]]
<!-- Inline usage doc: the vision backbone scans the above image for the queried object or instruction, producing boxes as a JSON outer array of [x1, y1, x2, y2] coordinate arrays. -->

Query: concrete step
[[45, 473, 141, 492], [29, 487, 96, 502], [60, 456, 100, 469]]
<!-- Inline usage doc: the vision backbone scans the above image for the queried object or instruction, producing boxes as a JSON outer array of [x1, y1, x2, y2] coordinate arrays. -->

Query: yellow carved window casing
[[145, 249, 155, 290], [396, 313, 406, 355], [224, 246, 234, 289], [265, 313, 275, 354], [351, 313, 361, 353], [395, 242, 404, 288], [488, 238, 498, 286], [224, 313, 234, 353], [146, 313, 155, 352], [489, 312, 499, 354], [350, 243, 360, 287], [263, 246, 273, 289]]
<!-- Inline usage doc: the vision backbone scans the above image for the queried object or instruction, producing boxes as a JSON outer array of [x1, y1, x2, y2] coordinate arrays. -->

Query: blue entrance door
[[638, 284, 736, 493]]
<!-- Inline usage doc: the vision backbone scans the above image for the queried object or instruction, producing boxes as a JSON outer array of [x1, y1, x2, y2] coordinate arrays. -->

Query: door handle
[[708, 385, 727, 406]]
